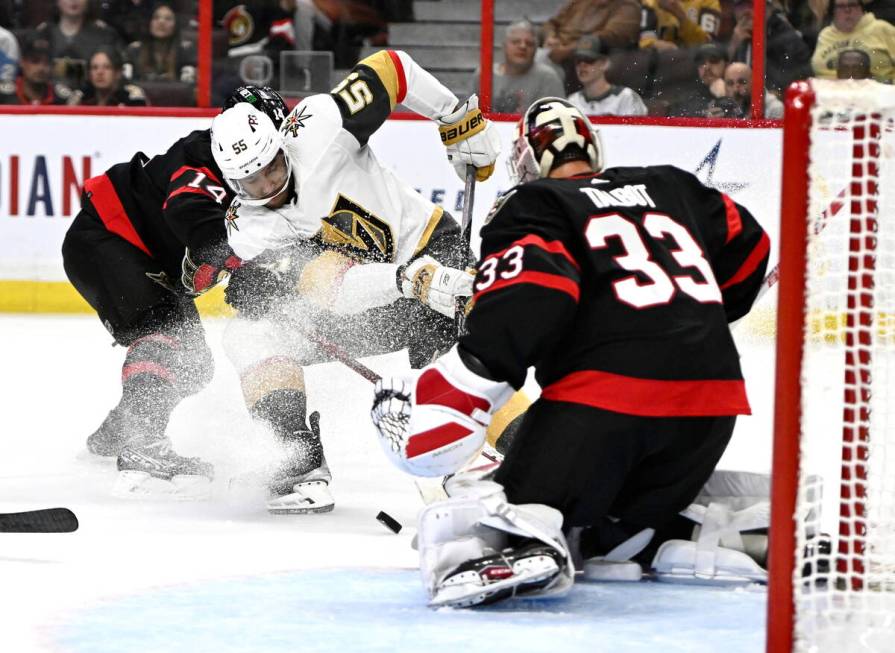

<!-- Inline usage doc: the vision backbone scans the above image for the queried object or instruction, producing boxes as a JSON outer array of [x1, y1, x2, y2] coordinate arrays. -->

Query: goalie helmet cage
[[768, 79, 895, 653]]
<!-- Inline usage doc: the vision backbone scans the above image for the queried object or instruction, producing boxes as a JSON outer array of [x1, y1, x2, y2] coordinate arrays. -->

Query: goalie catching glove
[[371, 345, 514, 477], [398, 255, 474, 318], [438, 94, 501, 182]]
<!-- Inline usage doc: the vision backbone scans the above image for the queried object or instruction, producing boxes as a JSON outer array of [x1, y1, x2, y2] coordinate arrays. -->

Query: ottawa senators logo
[[320, 195, 394, 262]]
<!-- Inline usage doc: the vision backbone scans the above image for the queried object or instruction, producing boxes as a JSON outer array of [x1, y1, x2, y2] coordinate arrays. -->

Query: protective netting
[[795, 79, 895, 652]]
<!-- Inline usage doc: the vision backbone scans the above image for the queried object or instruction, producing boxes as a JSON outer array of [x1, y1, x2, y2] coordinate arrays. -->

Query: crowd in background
[[0, 0, 892, 115], [475, 0, 895, 118]]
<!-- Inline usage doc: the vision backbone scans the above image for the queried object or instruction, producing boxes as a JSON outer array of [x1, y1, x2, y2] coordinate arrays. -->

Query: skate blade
[[112, 470, 212, 501], [429, 558, 560, 608]]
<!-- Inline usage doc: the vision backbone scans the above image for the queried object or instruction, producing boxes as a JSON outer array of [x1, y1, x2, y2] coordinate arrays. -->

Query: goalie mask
[[508, 97, 604, 185], [211, 102, 292, 207]]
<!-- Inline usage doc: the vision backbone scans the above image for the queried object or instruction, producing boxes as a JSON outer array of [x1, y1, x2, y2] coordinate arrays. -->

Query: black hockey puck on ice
[[376, 510, 402, 534]]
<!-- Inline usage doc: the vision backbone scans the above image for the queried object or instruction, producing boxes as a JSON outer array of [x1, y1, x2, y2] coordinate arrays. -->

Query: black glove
[[224, 261, 285, 318]]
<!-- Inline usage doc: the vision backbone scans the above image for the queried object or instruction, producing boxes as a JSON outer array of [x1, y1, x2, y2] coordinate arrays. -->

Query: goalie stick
[[0, 508, 79, 533]]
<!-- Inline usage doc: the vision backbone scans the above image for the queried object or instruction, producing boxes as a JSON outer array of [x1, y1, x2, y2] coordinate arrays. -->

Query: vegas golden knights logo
[[320, 195, 394, 262]]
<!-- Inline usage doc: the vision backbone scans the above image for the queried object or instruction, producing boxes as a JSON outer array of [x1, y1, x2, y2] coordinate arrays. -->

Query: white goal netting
[[794, 79, 895, 652]]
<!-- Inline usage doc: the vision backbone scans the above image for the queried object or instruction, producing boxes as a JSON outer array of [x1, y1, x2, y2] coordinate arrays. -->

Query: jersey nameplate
[[580, 185, 656, 209]]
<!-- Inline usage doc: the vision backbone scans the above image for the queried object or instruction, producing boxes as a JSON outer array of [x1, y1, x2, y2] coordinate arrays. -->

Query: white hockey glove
[[398, 255, 474, 318], [371, 345, 514, 477], [438, 94, 501, 182]]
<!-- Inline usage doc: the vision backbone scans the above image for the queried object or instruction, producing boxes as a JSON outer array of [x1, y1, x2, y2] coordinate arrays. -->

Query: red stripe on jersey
[[720, 232, 770, 290], [170, 166, 222, 185], [387, 50, 407, 104], [84, 174, 152, 256], [485, 234, 580, 271], [722, 194, 742, 244], [406, 422, 474, 458], [474, 271, 580, 303], [163, 185, 210, 208], [122, 361, 174, 384], [541, 370, 751, 416], [416, 368, 490, 416]]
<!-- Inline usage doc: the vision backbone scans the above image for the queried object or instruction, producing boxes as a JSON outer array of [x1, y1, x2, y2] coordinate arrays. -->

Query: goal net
[[769, 79, 895, 653]]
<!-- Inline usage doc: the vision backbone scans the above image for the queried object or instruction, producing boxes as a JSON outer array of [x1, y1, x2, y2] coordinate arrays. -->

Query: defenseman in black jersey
[[61, 86, 288, 499], [372, 97, 770, 607]]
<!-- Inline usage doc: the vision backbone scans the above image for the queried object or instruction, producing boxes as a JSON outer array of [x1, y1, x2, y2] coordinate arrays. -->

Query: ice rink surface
[[0, 314, 775, 652]]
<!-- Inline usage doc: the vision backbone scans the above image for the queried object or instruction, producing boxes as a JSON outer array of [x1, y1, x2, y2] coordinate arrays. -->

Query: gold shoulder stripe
[[413, 206, 444, 256], [358, 50, 401, 109]]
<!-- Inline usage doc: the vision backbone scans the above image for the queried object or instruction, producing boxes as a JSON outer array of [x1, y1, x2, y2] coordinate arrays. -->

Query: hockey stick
[[0, 508, 79, 533]]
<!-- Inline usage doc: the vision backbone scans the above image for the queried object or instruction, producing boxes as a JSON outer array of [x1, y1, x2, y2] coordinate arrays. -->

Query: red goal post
[[768, 79, 895, 653]]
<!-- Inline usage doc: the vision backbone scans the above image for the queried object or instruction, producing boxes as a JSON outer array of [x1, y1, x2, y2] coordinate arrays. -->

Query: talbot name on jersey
[[580, 184, 656, 210]]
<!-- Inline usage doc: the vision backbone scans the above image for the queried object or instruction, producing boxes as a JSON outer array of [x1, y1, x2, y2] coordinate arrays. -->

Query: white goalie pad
[[652, 470, 770, 586], [417, 479, 574, 603]]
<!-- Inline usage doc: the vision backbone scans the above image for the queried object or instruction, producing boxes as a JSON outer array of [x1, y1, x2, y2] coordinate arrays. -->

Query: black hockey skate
[[266, 413, 334, 514], [431, 541, 566, 608], [114, 438, 214, 499]]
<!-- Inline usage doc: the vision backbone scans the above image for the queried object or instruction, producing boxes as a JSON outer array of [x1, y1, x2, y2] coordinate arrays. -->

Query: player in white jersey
[[208, 50, 512, 515]]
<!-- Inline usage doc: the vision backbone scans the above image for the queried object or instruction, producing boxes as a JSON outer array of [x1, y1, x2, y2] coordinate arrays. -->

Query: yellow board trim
[[358, 51, 400, 109], [413, 206, 444, 256], [0, 280, 233, 316]]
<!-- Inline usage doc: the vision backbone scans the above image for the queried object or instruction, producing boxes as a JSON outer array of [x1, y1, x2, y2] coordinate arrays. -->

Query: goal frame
[[766, 80, 812, 653], [767, 79, 885, 653]]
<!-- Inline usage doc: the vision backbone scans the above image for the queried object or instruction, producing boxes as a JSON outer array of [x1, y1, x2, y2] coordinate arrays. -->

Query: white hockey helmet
[[211, 102, 292, 206], [508, 97, 604, 185]]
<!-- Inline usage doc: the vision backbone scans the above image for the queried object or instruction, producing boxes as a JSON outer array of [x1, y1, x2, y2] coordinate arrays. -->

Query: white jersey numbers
[[585, 212, 722, 309], [475, 245, 525, 292]]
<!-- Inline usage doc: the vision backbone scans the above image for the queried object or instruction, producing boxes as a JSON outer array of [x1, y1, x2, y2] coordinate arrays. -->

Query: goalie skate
[[267, 461, 335, 514], [430, 542, 565, 608], [113, 438, 213, 500]]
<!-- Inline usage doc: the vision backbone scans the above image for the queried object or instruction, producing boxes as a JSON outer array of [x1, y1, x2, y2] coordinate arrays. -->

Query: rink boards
[[0, 113, 782, 327]]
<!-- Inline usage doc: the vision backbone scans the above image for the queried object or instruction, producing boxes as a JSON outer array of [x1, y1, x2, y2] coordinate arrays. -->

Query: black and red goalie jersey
[[83, 129, 237, 282], [462, 164, 770, 417]]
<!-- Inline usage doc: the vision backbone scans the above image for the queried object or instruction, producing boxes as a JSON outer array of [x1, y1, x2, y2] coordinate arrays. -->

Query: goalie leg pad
[[652, 498, 770, 586], [417, 479, 574, 607]]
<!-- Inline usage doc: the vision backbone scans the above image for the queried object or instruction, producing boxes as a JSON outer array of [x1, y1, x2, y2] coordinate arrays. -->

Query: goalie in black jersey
[[61, 86, 288, 499], [372, 97, 770, 607]]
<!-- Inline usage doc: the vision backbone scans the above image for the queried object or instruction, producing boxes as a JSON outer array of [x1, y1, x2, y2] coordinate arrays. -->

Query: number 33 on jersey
[[464, 165, 770, 416]]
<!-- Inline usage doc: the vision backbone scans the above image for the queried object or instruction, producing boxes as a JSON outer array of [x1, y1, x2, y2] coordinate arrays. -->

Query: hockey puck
[[376, 510, 402, 534]]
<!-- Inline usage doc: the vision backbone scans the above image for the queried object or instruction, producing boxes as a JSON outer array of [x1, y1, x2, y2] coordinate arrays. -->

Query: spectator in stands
[[730, 0, 813, 93], [782, 0, 828, 51], [125, 2, 196, 82], [102, 0, 155, 45], [0, 24, 19, 83], [837, 47, 873, 77], [567, 35, 647, 115], [36, 0, 122, 89], [0, 32, 73, 105], [723, 60, 784, 118], [69, 45, 147, 105], [470, 20, 564, 114], [543, 0, 640, 92], [668, 42, 727, 116], [639, 0, 721, 50], [706, 95, 745, 117], [813, 0, 895, 81]]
